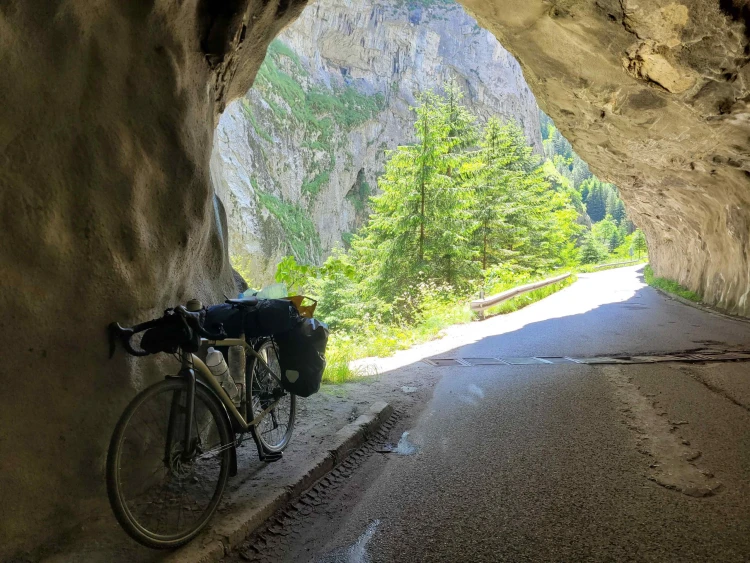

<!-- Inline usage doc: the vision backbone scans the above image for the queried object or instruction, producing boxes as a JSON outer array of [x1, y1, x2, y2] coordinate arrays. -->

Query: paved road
[[228, 266, 750, 562]]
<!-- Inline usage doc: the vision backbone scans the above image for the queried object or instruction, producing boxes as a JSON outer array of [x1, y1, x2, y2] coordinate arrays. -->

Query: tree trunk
[[482, 222, 488, 271]]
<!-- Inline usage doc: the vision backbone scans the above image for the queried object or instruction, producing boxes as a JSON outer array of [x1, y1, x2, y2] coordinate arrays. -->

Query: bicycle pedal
[[262, 451, 283, 463]]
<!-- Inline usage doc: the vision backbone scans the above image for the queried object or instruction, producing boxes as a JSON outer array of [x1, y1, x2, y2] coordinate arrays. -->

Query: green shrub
[[644, 265, 701, 302], [257, 192, 321, 262]]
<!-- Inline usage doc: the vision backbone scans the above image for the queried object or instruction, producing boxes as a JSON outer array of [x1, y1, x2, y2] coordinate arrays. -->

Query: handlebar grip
[[108, 322, 152, 358], [174, 305, 227, 340]]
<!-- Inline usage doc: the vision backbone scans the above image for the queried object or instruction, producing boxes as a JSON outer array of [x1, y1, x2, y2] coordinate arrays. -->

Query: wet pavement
[[225, 266, 750, 562]]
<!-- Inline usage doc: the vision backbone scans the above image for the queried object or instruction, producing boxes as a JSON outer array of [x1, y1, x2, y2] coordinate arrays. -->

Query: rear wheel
[[248, 340, 296, 452], [106, 379, 232, 549]]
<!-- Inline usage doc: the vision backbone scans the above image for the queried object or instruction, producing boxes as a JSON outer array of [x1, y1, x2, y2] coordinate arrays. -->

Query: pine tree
[[611, 198, 627, 225], [570, 155, 592, 189], [579, 232, 608, 264], [632, 229, 647, 258], [353, 89, 477, 298], [585, 180, 606, 222]]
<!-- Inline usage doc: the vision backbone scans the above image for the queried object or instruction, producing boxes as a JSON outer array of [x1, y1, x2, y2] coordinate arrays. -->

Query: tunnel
[[1, 0, 749, 558]]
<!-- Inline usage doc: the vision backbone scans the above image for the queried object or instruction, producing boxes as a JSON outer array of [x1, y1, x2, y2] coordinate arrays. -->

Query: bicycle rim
[[106, 379, 232, 549], [250, 340, 295, 452]]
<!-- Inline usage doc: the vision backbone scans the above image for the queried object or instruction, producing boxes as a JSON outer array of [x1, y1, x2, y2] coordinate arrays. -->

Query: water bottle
[[206, 347, 240, 405]]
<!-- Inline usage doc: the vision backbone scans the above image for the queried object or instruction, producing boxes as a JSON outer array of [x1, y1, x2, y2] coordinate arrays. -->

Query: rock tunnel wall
[[0, 0, 748, 558]]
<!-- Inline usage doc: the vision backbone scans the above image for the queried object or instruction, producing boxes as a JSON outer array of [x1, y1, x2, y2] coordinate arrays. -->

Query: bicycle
[[106, 297, 295, 549]]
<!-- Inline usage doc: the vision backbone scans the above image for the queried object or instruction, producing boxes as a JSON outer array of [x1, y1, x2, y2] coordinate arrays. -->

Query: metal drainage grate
[[502, 357, 553, 365], [462, 357, 508, 365], [423, 350, 750, 367]]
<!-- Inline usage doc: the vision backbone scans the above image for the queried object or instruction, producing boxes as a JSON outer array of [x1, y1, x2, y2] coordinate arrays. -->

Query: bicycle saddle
[[225, 296, 259, 307]]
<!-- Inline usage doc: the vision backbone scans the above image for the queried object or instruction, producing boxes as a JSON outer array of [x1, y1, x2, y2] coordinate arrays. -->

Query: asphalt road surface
[[226, 266, 750, 563]]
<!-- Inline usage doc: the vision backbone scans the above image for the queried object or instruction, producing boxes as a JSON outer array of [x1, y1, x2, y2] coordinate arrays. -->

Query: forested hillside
[[261, 88, 646, 381], [537, 112, 644, 265]]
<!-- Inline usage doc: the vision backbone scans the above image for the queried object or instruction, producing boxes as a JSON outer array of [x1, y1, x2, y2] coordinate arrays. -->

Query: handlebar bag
[[205, 300, 301, 338], [275, 318, 329, 397], [140, 315, 193, 354]]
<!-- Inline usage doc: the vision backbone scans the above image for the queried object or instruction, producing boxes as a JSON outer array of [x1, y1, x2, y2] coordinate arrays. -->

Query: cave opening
[[210, 0, 646, 352], [3, 0, 750, 559]]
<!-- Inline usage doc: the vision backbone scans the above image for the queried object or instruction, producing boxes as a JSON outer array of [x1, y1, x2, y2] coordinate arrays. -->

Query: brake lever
[[108, 322, 133, 359]]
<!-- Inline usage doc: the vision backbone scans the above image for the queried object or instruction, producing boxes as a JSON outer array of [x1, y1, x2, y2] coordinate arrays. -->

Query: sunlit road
[[228, 266, 750, 562]]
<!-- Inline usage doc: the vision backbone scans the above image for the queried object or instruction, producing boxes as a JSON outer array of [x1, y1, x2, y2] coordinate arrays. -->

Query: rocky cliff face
[[210, 0, 542, 283]]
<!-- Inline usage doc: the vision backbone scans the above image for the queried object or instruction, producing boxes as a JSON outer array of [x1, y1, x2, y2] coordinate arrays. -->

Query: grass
[[644, 265, 701, 302], [241, 100, 274, 143], [302, 170, 331, 196], [256, 192, 321, 262], [322, 299, 472, 384], [322, 273, 575, 384]]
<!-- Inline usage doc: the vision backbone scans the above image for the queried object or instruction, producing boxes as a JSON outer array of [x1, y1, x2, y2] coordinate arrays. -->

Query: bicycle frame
[[170, 336, 285, 466], [190, 338, 282, 431], [185, 337, 283, 431]]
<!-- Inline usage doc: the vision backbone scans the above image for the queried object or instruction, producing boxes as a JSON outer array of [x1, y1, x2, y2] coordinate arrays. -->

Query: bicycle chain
[[229, 408, 403, 562]]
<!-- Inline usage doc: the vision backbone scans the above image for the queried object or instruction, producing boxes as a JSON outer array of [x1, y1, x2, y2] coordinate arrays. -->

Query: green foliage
[[302, 171, 331, 196], [591, 215, 622, 251], [266, 39, 304, 72], [274, 255, 317, 295], [255, 40, 385, 200], [241, 99, 274, 143], [579, 232, 609, 264], [230, 254, 255, 288], [257, 192, 321, 262], [644, 265, 701, 302], [346, 178, 372, 212], [633, 229, 647, 258], [353, 88, 581, 304]]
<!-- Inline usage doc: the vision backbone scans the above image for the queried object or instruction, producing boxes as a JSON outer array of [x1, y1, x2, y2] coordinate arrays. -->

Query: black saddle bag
[[275, 318, 329, 397], [140, 314, 195, 354], [204, 299, 301, 338]]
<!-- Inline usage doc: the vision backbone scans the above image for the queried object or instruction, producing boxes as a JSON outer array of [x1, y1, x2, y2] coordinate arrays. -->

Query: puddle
[[401, 386, 418, 394], [316, 519, 381, 563], [375, 431, 419, 455], [467, 383, 484, 399]]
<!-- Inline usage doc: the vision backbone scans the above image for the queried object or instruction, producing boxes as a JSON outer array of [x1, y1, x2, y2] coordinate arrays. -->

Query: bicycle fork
[[164, 354, 199, 465]]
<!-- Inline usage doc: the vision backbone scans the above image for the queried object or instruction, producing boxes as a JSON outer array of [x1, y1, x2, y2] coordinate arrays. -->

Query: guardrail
[[470, 272, 572, 317], [591, 259, 640, 270]]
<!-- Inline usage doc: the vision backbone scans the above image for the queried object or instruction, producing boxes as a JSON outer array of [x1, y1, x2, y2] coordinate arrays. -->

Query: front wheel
[[248, 339, 296, 452], [106, 378, 232, 549]]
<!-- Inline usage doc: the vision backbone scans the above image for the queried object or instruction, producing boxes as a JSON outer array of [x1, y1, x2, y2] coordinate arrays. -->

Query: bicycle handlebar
[[173, 305, 227, 341], [109, 304, 228, 358]]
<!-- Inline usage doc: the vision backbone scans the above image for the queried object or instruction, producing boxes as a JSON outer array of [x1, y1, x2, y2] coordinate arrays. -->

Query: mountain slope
[[210, 0, 542, 284]]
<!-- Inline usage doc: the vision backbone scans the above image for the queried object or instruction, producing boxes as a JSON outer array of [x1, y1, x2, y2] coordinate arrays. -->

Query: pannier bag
[[204, 299, 301, 338], [275, 318, 329, 397]]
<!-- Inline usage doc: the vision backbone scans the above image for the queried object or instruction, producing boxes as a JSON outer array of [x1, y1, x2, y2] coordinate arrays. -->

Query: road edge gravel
[[161, 401, 393, 563]]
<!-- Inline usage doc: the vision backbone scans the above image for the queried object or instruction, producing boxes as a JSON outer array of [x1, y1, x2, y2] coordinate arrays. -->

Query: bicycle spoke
[[108, 381, 230, 546]]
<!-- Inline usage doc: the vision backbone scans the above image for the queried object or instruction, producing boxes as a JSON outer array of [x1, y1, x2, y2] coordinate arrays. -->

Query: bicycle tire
[[248, 339, 296, 452], [106, 378, 232, 549]]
